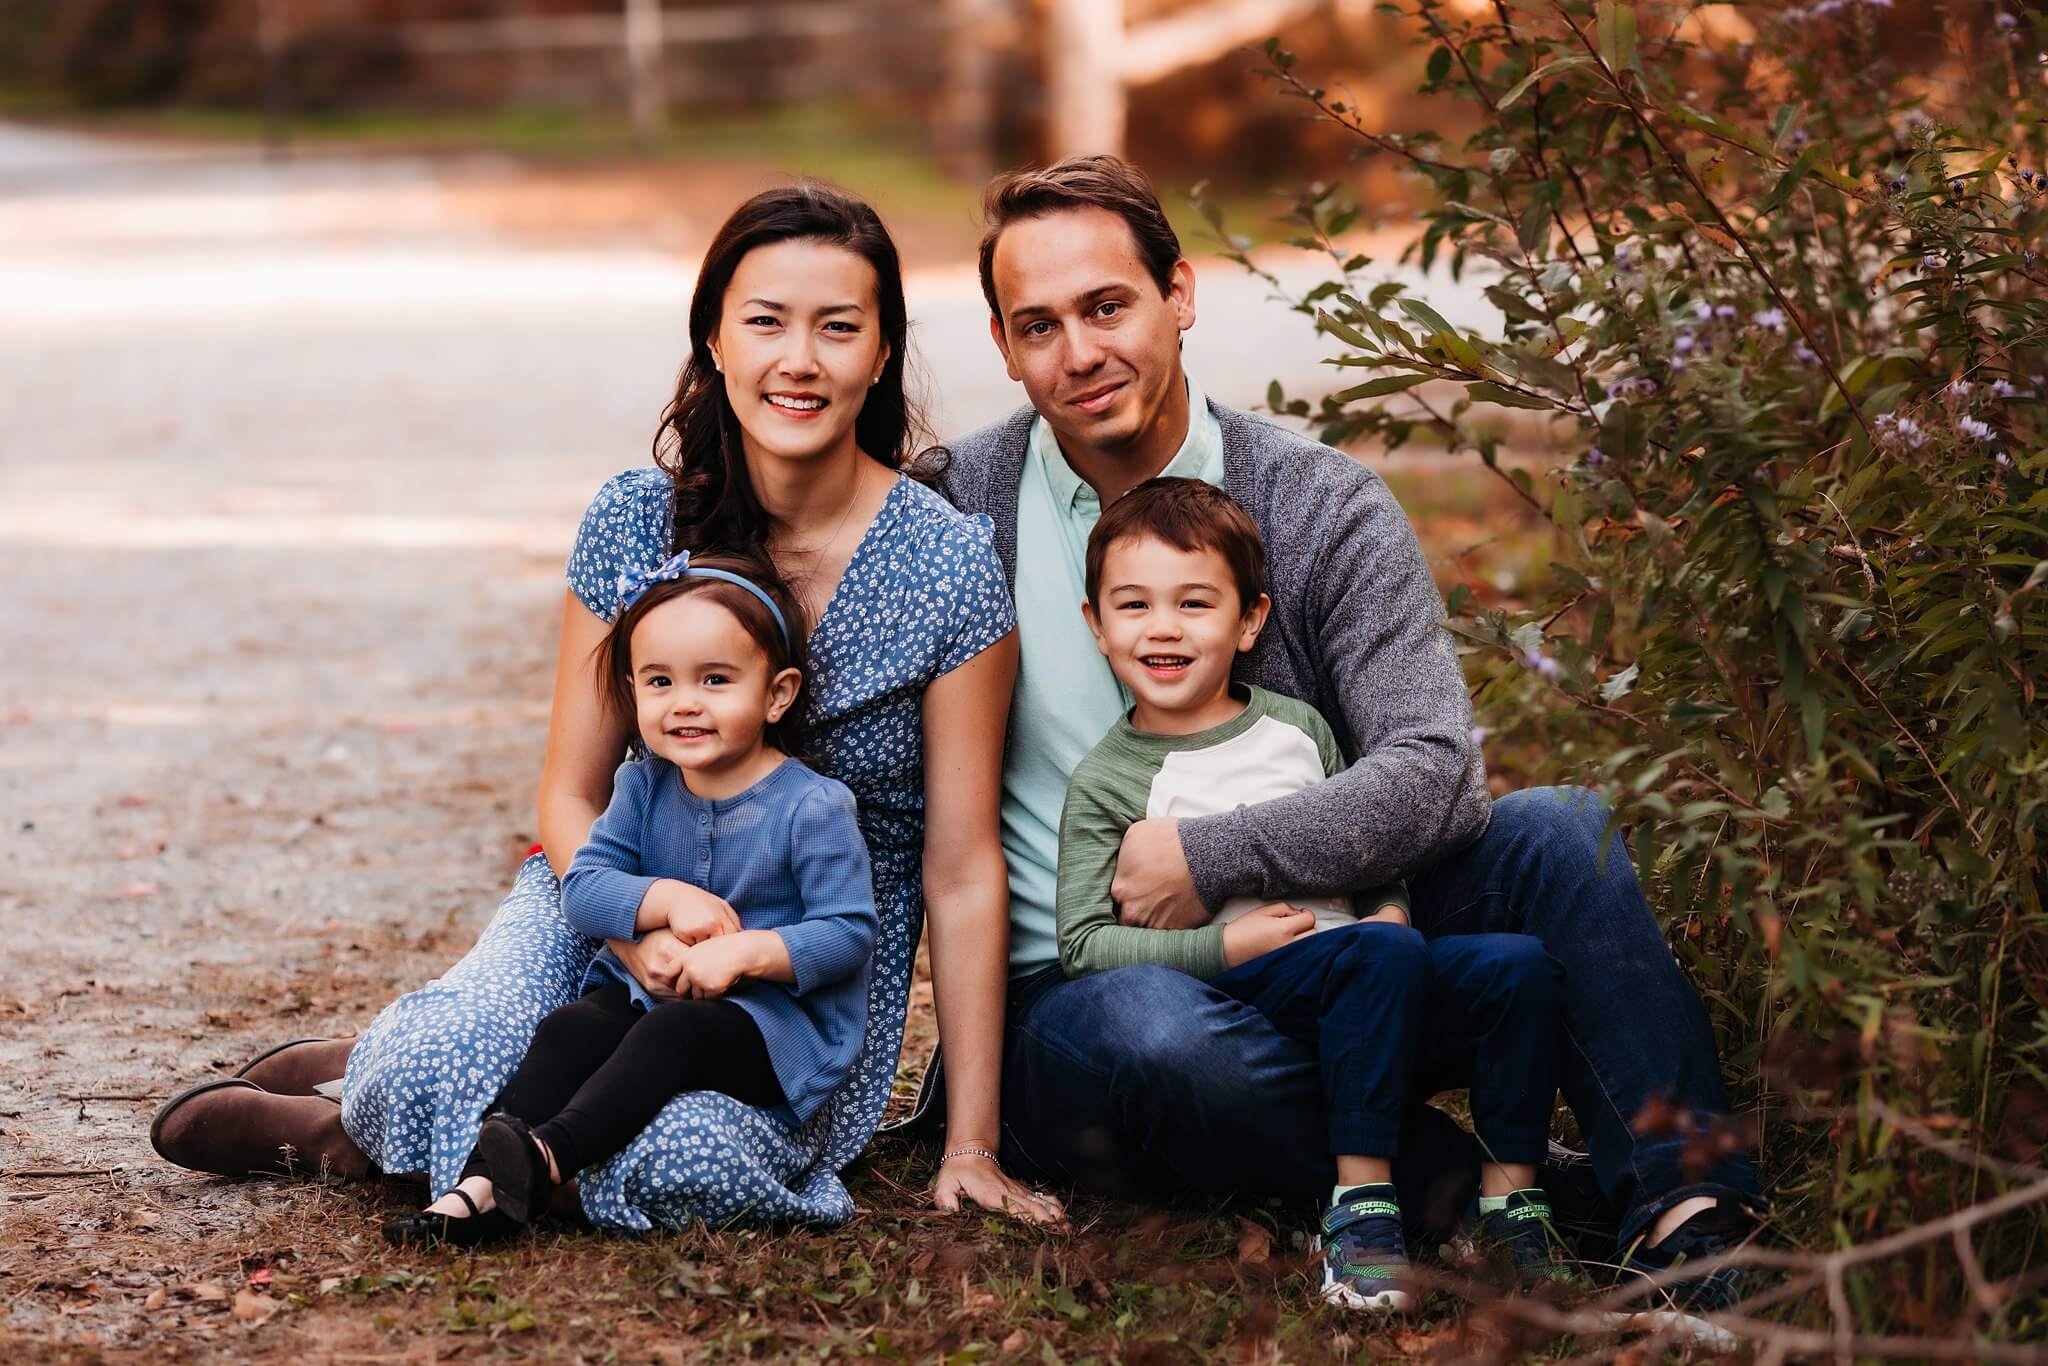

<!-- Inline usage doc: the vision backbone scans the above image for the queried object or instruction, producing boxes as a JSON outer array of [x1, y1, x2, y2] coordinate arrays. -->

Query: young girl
[[383, 548, 879, 1245]]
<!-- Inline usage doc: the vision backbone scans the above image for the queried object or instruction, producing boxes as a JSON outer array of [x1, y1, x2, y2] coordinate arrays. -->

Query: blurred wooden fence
[[253, 0, 1342, 166]]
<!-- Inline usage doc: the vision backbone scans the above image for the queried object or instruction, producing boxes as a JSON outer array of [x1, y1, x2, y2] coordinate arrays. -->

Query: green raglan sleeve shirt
[[1056, 744, 1231, 981]]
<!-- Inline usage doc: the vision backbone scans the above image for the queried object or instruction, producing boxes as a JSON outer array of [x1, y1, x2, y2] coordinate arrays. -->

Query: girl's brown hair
[[598, 549, 811, 759]]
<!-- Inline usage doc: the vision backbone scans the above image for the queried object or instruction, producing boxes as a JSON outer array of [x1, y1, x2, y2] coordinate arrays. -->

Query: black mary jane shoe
[[381, 1186, 520, 1248], [475, 1114, 556, 1226]]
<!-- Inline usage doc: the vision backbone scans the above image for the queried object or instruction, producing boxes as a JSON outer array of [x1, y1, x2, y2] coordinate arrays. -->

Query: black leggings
[[463, 983, 785, 1183]]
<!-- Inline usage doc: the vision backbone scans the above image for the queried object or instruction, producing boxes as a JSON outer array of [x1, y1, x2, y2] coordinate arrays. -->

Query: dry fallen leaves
[[1234, 1217, 1273, 1266], [231, 1290, 279, 1323]]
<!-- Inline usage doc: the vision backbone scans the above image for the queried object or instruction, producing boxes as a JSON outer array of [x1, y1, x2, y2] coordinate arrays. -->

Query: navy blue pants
[[1000, 787, 1764, 1248], [1208, 923, 1560, 1164]]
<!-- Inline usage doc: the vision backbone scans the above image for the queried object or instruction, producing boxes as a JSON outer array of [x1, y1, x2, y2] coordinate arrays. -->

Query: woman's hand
[[608, 928, 690, 997], [646, 878, 742, 944], [932, 1150, 1066, 1225]]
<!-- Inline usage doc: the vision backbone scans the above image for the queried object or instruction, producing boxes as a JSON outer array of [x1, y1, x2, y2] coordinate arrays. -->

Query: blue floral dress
[[339, 468, 1014, 1230]]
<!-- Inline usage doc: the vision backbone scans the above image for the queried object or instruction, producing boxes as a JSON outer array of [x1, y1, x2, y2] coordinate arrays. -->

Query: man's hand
[[609, 928, 689, 998], [1112, 818, 1207, 929], [1221, 904, 1317, 967], [673, 932, 764, 999], [645, 878, 742, 945]]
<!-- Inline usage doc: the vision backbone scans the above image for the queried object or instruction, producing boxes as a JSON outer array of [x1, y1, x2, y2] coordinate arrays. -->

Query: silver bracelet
[[941, 1145, 998, 1165]]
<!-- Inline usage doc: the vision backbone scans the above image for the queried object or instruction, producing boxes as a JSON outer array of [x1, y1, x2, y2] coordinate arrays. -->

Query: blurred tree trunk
[[623, 0, 663, 145], [1049, 0, 1124, 157], [938, 0, 1003, 179]]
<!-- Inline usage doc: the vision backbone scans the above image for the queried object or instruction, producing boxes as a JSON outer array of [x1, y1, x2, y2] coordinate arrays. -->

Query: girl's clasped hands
[[636, 880, 759, 999]]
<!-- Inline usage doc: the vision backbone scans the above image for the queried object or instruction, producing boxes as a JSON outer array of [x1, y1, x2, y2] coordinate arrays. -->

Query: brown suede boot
[[150, 1079, 376, 1182], [233, 1037, 357, 1095]]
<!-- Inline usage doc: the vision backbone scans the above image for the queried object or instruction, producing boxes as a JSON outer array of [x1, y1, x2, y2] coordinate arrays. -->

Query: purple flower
[[1878, 411, 1927, 447], [1755, 307, 1787, 332], [1675, 331, 1697, 354], [1922, 254, 1942, 272], [1795, 342, 1820, 365], [1586, 445, 1606, 467], [1714, 303, 1738, 321], [1694, 300, 1714, 321], [1947, 379, 1970, 399], [1521, 647, 1560, 678], [1951, 177, 1967, 196], [1998, 11, 2019, 29], [1787, 127, 1811, 151], [1470, 725, 1489, 747], [1995, 451, 2013, 467], [1959, 415, 1996, 442]]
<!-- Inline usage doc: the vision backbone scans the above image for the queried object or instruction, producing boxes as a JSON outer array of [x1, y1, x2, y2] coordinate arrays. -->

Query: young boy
[[1055, 477, 1570, 1311]]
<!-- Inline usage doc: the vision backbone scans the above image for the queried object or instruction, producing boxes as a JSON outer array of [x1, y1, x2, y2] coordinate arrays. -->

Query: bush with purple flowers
[[1205, 0, 2046, 1345]]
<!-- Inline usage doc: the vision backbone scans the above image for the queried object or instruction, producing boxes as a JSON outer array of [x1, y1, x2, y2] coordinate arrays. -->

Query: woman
[[152, 183, 1060, 1229]]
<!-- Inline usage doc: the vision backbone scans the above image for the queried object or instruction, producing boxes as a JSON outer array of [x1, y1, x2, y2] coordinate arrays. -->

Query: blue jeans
[[1211, 924, 1560, 1163], [1000, 786, 1762, 1247]]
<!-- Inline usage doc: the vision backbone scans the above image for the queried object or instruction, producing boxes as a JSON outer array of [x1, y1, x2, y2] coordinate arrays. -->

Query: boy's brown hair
[[977, 154, 1182, 319], [1084, 477, 1265, 613]]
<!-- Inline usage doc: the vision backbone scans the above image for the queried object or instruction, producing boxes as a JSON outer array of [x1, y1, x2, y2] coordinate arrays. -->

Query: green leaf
[[1334, 374, 1431, 400], [1757, 146, 1823, 216], [1518, 199, 1550, 252], [1597, 1, 1638, 74], [1467, 381, 1556, 409], [1669, 699, 1740, 723], [1398, 299, 1490, 373], [1427, 46, 1452, 84], [1497, 55, 1594, 111], [1601, 399, 1647, 458], [1316, 310, 1377, 351], [1600, 662, 1641, 702]]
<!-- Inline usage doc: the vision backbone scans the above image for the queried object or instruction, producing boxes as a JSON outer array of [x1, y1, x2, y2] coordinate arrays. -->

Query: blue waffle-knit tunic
[[561, 755, 877, 1126]]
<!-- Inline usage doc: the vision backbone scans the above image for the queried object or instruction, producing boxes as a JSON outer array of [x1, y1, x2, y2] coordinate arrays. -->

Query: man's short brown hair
[[978, 154, 1182, 319], [1085, 477, 1265, 613]]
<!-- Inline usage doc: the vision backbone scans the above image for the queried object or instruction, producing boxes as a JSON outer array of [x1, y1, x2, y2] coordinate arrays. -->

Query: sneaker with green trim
[[1474, 1188, 1575, 1283], [1318, 1183, 1414, 1312]]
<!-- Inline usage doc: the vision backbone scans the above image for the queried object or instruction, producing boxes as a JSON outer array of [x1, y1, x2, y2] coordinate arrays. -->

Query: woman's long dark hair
[[654, 182, 924, 557]]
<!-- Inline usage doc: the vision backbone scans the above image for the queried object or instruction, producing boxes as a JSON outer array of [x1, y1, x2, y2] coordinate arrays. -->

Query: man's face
[[987, 206, 1196, 462]]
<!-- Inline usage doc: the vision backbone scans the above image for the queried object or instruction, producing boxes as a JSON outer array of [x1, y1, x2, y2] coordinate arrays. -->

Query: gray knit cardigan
[[929, 397, 1493, 905]]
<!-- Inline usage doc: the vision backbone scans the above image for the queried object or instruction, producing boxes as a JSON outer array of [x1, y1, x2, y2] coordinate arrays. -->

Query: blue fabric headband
[[615, 550, 793, 652]]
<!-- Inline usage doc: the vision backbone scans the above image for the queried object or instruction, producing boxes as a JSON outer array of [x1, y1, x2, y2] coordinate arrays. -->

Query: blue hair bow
[[615, 550, 793, 651]]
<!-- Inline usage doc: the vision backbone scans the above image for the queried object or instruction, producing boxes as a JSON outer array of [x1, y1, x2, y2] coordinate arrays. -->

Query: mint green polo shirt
[[1001, 374, 1226, 974]]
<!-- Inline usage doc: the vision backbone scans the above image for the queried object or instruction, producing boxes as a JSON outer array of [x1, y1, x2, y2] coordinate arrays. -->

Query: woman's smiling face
[[710, 238, 891, 466]]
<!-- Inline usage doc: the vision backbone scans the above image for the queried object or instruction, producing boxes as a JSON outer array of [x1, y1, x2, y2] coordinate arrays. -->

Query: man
[[931, 155, 1760, 1304]]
